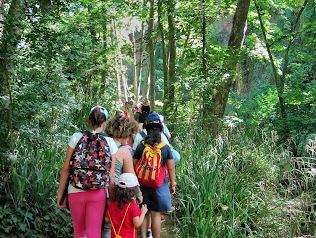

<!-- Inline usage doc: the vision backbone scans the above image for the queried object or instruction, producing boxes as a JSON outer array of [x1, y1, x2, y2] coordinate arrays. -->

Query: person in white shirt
[[57, 105, 118, 238]]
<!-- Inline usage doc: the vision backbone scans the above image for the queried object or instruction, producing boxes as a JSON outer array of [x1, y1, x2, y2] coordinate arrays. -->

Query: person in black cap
[[133, 113, 176, 238]]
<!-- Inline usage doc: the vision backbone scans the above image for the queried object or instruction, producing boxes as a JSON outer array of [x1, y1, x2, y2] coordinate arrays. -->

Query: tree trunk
[[158, 0, 169, 115], [137, 21, 145, 103], [143, 64, 150, 99], [0, 0, 25, 147], [201, 0, 209, 116], [100, 16, 107, 96], [136, 0, 147, 105], [121, 58, 128, 102], [211, 0, 250, 118], [147, 0, 155, 110], [202, 0, 207, 81], [255, 0, 308, 155], [166, 0, 176, 119], [132, 31, 138, 103], [0, 0, 5, 40], [111, 20, 122, 103]]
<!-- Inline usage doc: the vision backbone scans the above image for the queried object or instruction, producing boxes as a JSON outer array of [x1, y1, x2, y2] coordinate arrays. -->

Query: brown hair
[[88, 106, 107, 129], [113, 186, 140, 209], [105, 111, 139, 138]]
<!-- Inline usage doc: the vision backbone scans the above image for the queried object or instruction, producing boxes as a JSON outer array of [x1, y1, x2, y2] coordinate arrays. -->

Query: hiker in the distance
[[133, 113, 176, 238], [57, 105, 118, 238], [105, 173, 148, 238]]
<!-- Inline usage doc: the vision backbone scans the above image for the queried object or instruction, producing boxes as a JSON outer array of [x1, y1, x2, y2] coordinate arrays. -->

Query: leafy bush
[[0, 142, 73, 237]]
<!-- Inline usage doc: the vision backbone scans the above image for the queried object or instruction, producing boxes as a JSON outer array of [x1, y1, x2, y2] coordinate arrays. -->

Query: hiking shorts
[[140, 178, 171, 212]]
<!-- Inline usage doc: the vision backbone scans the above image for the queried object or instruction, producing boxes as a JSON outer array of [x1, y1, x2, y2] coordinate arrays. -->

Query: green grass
[[173, 127, 316, 238]]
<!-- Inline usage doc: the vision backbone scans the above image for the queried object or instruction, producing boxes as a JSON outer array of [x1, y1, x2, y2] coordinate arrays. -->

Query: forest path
[[161, 213, 177, 238]]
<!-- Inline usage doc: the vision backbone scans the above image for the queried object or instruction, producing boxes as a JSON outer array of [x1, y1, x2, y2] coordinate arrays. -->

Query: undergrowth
[[173, 127, 316, 237], [0, 126, 315, 237]]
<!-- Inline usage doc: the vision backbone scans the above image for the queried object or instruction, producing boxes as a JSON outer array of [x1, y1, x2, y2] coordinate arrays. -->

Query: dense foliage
[[0, 0, 315, 237]]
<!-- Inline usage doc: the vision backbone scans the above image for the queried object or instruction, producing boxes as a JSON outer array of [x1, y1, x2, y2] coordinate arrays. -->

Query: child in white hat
[[105, 173, 148, 238]]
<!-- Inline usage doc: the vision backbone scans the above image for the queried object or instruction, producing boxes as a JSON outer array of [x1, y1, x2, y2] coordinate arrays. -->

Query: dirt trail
[[161, 214, 177, 238]]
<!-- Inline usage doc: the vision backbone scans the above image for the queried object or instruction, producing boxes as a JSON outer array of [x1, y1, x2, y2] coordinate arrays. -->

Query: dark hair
[[139, 111, 149, 123], [88, 107, 107, 129], [105, 111, 139, 138], [141, 105, 151, 114], [113, 186, 140, 209], [144, 124, 162, 146]]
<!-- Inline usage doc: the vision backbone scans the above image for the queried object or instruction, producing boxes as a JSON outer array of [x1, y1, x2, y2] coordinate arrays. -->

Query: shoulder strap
[[141, 141, 166, 150], [108, 202, 132, 237], [156, 142, 167, 149], [140, 131, 146, 138]]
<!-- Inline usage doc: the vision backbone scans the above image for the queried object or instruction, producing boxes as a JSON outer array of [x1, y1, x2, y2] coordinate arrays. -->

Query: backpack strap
[[140, 131, 146, 138], [156, 142, 167, 149], [108, 202, 132, 237], [141, 141, 166, 149]]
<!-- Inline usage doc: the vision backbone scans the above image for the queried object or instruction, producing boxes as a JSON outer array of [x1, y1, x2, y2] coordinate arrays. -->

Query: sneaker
[[147, 229, 153, 238]]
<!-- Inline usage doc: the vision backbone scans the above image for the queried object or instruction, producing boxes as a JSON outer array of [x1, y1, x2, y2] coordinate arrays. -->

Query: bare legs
[[141, 211, 161, 238]]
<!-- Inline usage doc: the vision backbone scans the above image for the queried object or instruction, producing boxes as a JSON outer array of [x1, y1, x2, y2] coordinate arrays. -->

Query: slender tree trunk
[[137, 22, 145, 103], [202, 0, 207, 80], [201, 0, 209, 115], [211, 0, 250, 119], [136, 0, 147, 104], [0, 0, 5, 40], [121, 58, 128, 102], [255, 0, 308, 155], [132, 31, 138, 103], [166, 0, 176, 119], [158, 0, 169, 115], [0, 0, 25, 147], [111, 20, 122, 103], [147, 0, 155, 110], [100, 17, 107, 96], [143, 64, 150, 99], [113, 19, 128, 103]]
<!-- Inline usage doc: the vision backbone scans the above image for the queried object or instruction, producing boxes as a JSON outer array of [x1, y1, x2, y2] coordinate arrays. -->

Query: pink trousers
[[68, 189, 106, 238]]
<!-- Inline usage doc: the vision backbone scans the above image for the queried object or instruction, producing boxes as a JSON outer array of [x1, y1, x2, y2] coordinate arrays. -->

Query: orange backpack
[[135, 141, 167, 188]]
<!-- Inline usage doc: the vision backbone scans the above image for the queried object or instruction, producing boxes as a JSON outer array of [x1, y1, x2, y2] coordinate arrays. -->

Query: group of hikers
[[57, 100, 180, 238]]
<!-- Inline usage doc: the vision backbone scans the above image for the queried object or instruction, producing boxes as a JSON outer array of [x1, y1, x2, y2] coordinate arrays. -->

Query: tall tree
[[147, 0, 155, 110], [137, 21, 145, 103], [101, 14, 108, 96], [132, 31, 139, 103], [0, 0, 25, 147], [0, 0, 4, 40], [111, 20, 122, 103], [166, 0, 176, 119], [158, 0, 169, 115], [255, 0, 308, 155], [201, 0, 208, 116], [211, 0, 251, 118]]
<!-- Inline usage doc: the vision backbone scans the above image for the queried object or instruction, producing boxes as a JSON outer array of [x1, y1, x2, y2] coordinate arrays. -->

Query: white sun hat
[[118, 173, 140, 188]]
